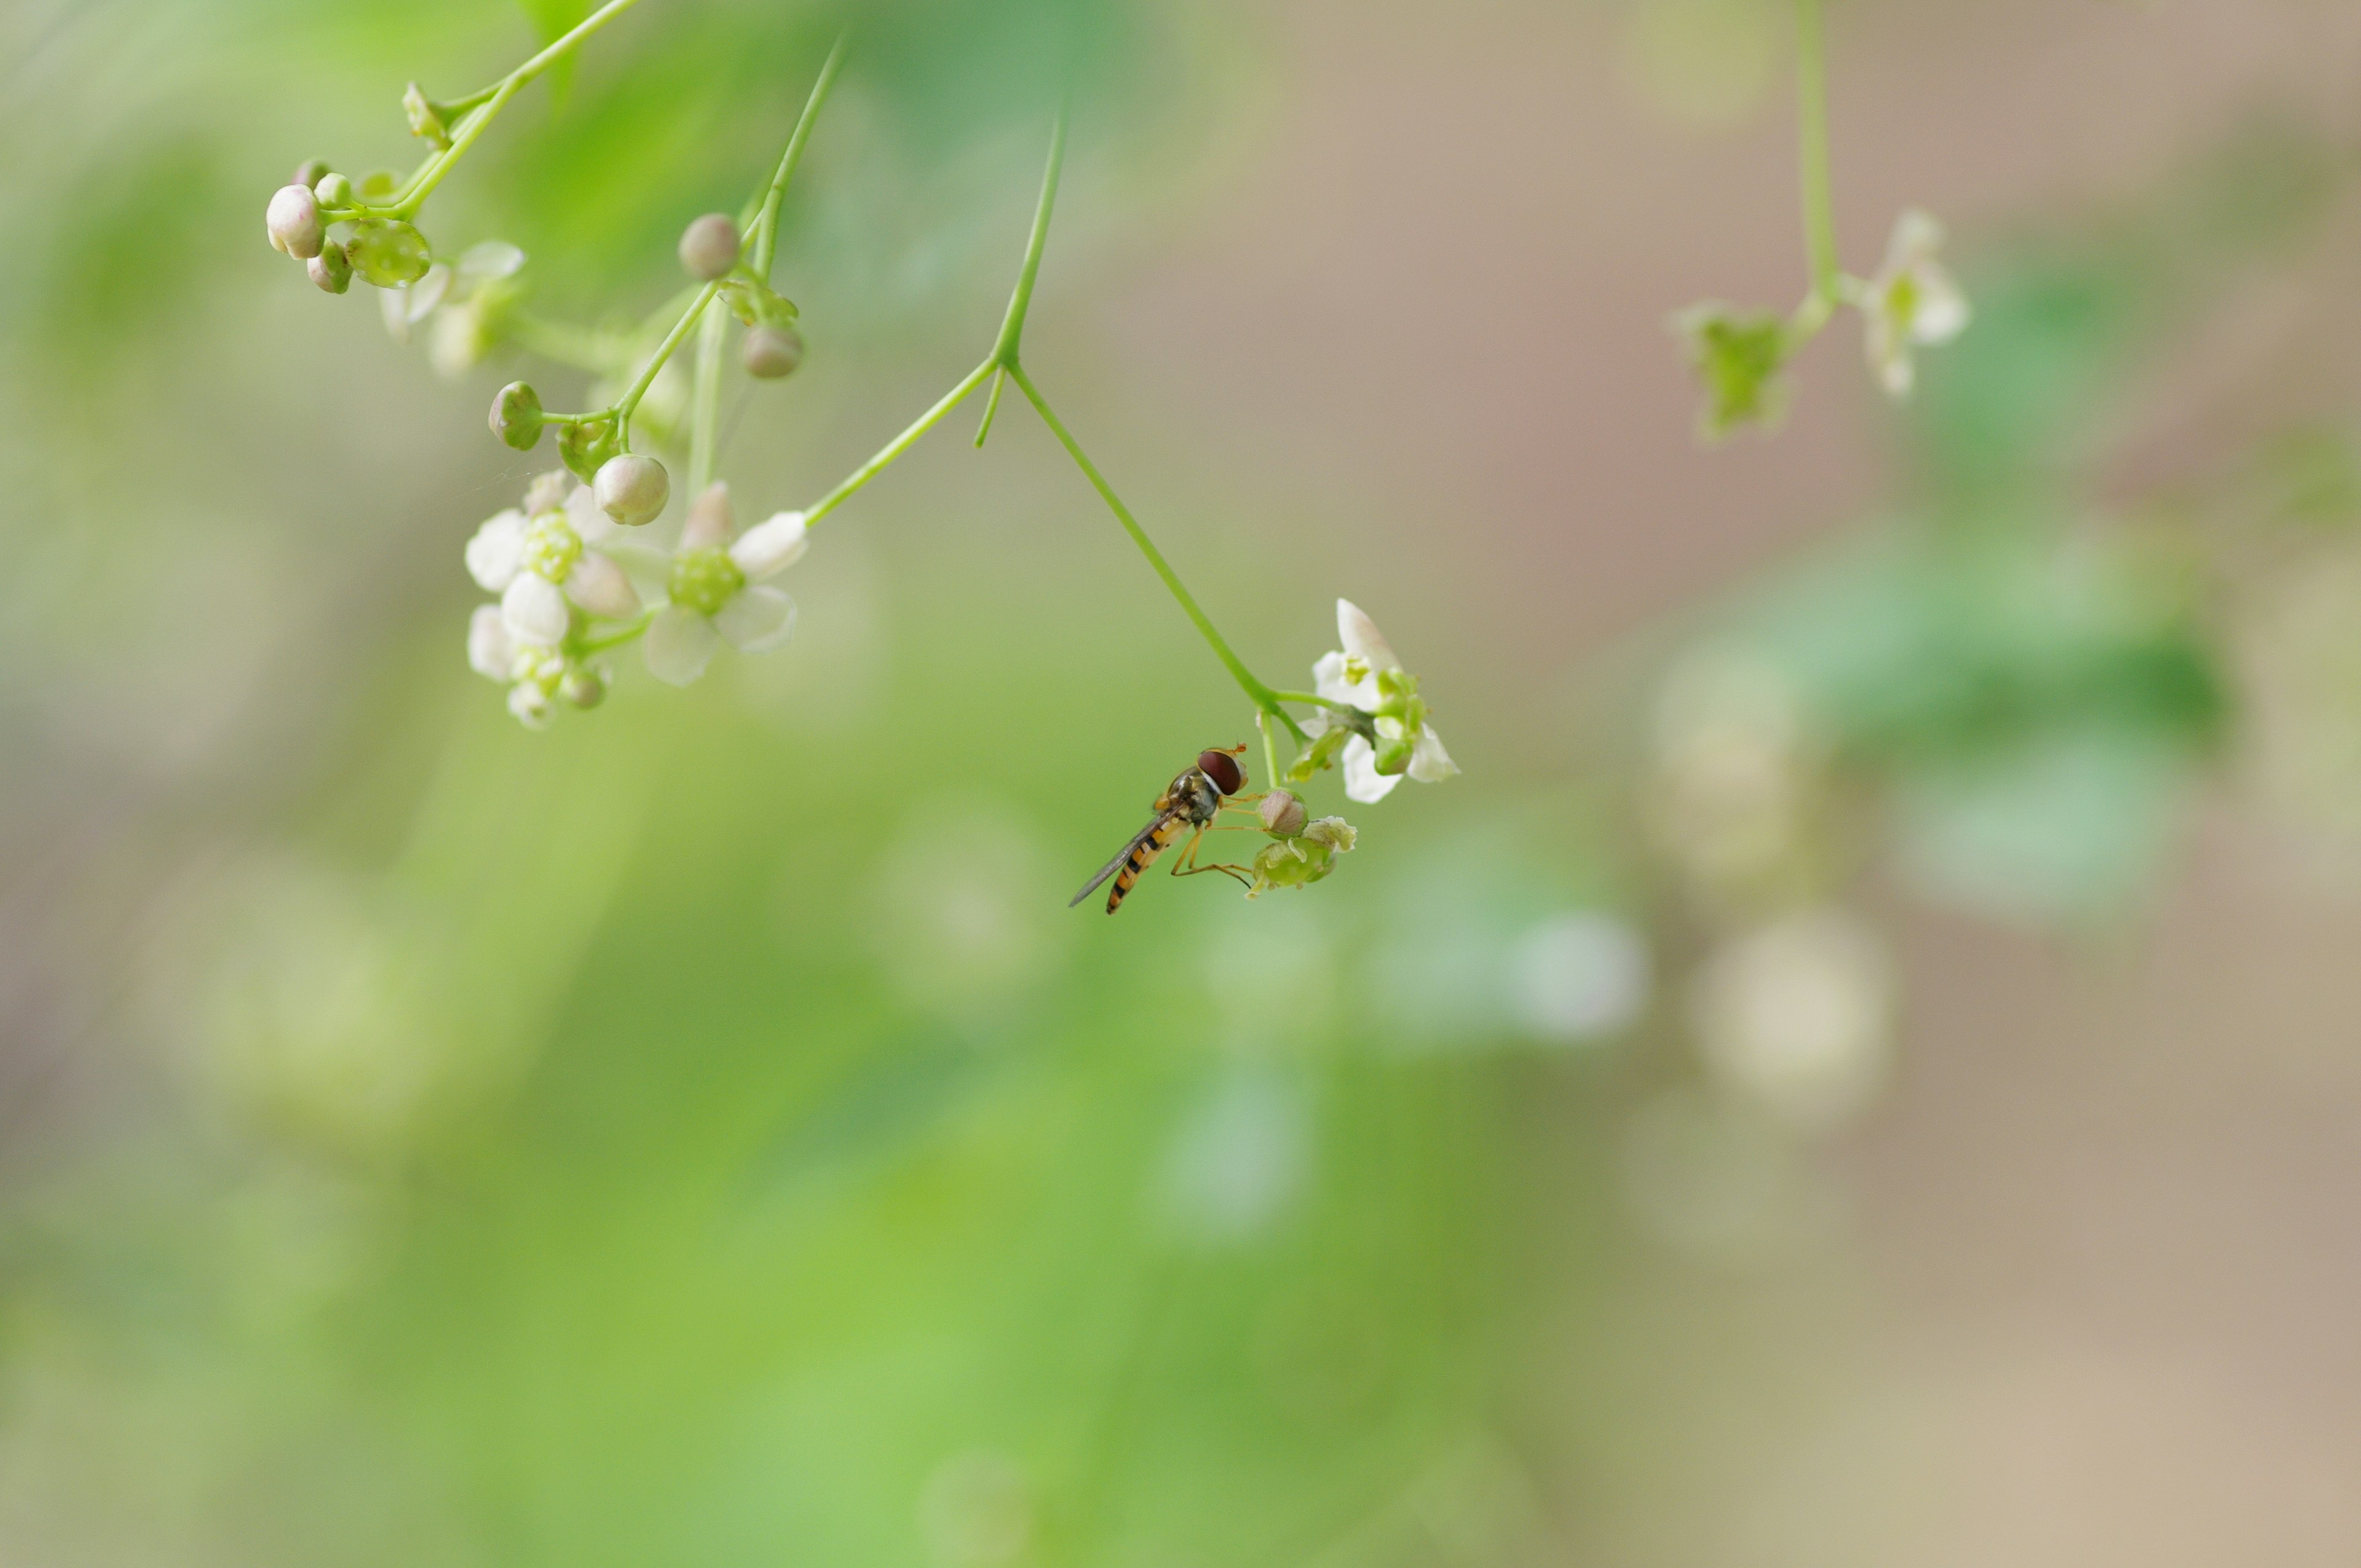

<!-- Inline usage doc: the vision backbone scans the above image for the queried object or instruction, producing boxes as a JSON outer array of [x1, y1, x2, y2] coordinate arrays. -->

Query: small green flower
[[345, 217, 432, 288], [403, 82, 451, 149], [1245, 816, 1356, 896], [1671, 302, 1790, 438]]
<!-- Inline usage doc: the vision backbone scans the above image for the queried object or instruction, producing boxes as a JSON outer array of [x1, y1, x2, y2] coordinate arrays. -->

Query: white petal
[[714, 583, 796, 652], [379, 285, 411, 344], [1342, 736, 1402, 803], [679, 481, 734, 550], [1885, 208, 1945, 273], [464, 510, 527, 591], [403, 263, 454, 325], [727, 511, 807, 580], [1908, 266, 1971, 345], [458, 240, 526, 280], [563, 551, 640, 619], [502, 571, 570, 645], [467, 605, 515, 681], [1335, 599, 1402, 673], [507, 682, 555, 730], [564, 482, 617, 545], [1312, 650, 1361, 707], [643, 606, 719, 687], [1407, 723, 1460, 783]]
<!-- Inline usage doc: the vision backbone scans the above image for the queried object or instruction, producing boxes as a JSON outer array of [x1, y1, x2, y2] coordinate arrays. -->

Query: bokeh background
[[6, 0, 2361, 1562]]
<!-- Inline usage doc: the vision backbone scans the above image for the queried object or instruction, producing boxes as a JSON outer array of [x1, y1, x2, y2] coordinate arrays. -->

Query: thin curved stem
[[615, 280, 722, 438], [746, 34, 848, 278], [802, 359, 998, 525], [579, 611, 654, 653], [688, 298, 726, 491], [1007, 363, 1307, 743], [991, 108, 1067, 369]]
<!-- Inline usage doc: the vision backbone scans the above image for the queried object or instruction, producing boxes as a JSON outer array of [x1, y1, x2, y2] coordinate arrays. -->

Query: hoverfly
[[1070, 744, 1258, 913]]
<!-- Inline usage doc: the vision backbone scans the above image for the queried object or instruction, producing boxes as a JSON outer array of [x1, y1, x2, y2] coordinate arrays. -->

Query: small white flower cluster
[[1849, 210, 1971, 399], [1299, 599, 1458, 804], [459, 472, 812, 727]]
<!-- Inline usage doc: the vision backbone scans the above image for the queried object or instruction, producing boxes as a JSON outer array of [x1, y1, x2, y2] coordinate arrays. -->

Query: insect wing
[[1070, 813, 1170, 907]]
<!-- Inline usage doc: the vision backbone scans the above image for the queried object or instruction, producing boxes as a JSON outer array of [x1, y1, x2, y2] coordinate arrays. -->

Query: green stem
[[393, 0, 646, 217], [802, 360, 998, 525], [1257, 709, 1283, 795], [578, 612, 654, 653], [614, 280, 722, 441], [989, 109, 1067, 369], [1793, 0, 1841, 305], [745, 34, 848, 278], [688, 297, 726, 491], [1006, 363, 1306, 743], [1270, 689, 1324, 706]]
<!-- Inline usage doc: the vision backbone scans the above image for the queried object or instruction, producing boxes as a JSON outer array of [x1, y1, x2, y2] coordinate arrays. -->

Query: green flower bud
[[292, 159, 331, 191], [266, 184, 323, 259], [306, 241, 352, 294], [1375, 734, 1415, 776], [677, 213, 742, 281], [345, 217, 432, 288], [312, 171, 354, 209], [1301, 816, 1357, 853], [558, 416, 621, 484], [1258, 789, 1307, 837], [490, 382, 544, 451], [742, 325, 804, 380], [1671, 303, 1790, 439], [403, 82, 450, 149], [595, 452, 670, 527], [561, 666, 609, 709]]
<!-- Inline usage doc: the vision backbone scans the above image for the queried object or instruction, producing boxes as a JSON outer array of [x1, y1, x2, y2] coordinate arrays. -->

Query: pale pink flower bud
[[266, 184, 323, 259], [593, 454, 670, 527], [307, 242, 352, 294], [678, 481, 734, 550], [563, 551, 641, 620], [677, 213, 741, 281], [742, 325, 804, 379], [727, 511, 806, 579], [1258, 789, 1307, 837]]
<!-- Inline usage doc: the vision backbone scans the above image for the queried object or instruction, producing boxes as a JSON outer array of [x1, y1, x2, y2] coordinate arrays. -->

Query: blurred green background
[[7, 1, 2361, 1562]]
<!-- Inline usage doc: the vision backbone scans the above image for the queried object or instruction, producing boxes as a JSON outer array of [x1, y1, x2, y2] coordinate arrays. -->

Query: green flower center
[[521, 511, 583, 583], [669, 545, 745, 618]]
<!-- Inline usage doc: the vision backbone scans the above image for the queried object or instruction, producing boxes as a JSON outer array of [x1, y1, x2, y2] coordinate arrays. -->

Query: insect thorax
[[1166, 768, 1222, 825]]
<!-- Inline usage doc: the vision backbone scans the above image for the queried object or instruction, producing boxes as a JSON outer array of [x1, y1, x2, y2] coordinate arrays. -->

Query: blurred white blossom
[[1855, 209, 1970, 398], [1689, 907, 1893, 1130], [643, 483, 807, 687], [1308, 598, 1457, 803]]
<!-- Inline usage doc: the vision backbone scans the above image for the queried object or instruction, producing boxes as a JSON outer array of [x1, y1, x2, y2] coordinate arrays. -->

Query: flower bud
[[306, 242, 352, 294], [557, 417, 621, 484], [345, 217, 432, 288], [490, 382, 544, 451], [680, 481, 734, 549], [1258, 789, 1307, 838], [266, 184, 323, 259], [595, 453, 670, 527], [403, 82, 449, 148], [562, 665, 609, 709], [677, 213, 741, 281], [292, 159, 331, 191], [742, 325, 804, 380], [312, 171, 354, 208]]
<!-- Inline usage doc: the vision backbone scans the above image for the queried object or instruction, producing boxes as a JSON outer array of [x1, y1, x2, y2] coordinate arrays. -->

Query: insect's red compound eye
[[1198, 749, 1244, 794]]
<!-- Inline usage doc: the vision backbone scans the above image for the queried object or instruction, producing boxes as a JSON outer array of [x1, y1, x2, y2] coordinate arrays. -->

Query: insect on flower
[[1071, 746, 1259, 914]]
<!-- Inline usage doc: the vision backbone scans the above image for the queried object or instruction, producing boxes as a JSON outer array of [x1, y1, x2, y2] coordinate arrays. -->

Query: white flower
[[641, 483, 807, 687], [1856, 209, 1970, 399], [464, 472, 641, 645], [1307, 598, 1457, 803], [387, 241, 527, 374]]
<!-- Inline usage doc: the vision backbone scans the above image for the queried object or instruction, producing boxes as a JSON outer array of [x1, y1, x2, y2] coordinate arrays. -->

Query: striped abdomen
[[1107, 814, 1188, 913]]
